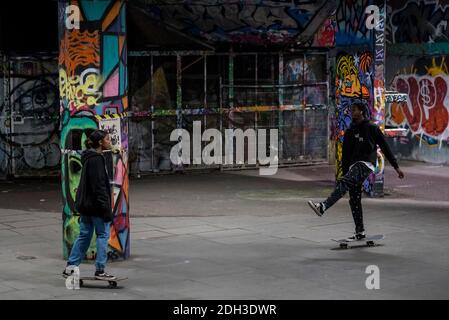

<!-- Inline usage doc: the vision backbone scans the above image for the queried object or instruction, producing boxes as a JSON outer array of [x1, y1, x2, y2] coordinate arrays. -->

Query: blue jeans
[[67, 216, 110, 271]]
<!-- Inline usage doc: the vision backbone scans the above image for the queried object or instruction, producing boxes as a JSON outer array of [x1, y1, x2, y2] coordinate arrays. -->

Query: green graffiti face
[[68, 154, 82, 204], [68, 131, 90, 204], [63, 215, 98, 260], [61, 116, 98, 259], [64, 216, 80, 244], [61, 117, 97, 212]]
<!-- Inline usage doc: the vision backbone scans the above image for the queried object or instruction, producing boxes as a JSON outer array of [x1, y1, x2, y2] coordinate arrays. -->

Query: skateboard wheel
[[340, 243, 348, 249], [109, 281, 117, 288], [367, 241, 374, 246]]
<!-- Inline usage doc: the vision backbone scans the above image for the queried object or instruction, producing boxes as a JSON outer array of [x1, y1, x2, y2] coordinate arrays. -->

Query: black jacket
[[342, 119, 399, 175], [75, 149, 113, 222]]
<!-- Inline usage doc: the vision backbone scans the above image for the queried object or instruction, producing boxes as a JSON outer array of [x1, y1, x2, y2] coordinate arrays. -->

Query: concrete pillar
[[59, 0, 130, 260]]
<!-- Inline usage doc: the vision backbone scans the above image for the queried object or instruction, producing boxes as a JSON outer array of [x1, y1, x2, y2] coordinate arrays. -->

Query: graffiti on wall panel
[[389, 0, 449, 44], [336, 0, 373, 45], [385, 54, 449, 165], [390, 75, 449, 144], [387, 55, 449, 149], [312, 15, 337, 47], [0, 57, 60, 177]]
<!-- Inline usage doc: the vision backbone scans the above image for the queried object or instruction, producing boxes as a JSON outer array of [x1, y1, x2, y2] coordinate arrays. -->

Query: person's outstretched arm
[[374, 126, 405, 179]]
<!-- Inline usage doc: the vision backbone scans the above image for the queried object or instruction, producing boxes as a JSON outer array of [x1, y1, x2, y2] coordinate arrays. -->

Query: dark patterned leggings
[[323, 162, 373, 233]]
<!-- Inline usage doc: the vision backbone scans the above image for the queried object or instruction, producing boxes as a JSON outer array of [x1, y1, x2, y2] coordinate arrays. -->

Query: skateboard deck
[[332, 234, 384, 249], [63, 274, 127, 288], [79, 276, 127, 288]]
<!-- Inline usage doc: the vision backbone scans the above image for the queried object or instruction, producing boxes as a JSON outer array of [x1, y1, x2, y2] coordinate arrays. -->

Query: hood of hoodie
[[81, 148, 103, 165]]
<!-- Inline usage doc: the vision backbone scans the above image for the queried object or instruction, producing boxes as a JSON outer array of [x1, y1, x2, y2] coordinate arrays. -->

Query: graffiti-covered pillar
[[59, 0, 130, 260], [371, 0, 386, 197]]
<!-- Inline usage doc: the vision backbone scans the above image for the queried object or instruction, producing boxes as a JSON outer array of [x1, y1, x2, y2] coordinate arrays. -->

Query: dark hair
[[85, 130, 108, 149], [351, 102, 368, 117]]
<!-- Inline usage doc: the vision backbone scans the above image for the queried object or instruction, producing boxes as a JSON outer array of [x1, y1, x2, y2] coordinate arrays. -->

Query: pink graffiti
[[393, 75, 449, 139]]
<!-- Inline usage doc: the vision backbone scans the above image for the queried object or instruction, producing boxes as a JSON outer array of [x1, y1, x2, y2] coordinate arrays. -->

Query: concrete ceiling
[[128, 0, 335, 50]]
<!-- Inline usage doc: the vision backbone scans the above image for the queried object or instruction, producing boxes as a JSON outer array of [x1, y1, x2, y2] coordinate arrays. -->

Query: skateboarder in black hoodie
[[63, 130, 116, 280], [308, 102, 405, 241]]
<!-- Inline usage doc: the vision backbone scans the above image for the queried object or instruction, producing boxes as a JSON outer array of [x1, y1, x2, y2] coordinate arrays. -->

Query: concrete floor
[[0, 160, 448, 299]]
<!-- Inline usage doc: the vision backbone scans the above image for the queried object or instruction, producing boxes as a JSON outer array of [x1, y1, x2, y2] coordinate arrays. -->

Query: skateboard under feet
[[332, 234, 384, 249]]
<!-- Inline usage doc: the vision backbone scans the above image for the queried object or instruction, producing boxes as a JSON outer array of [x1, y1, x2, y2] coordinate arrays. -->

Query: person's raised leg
[[308, 165, 359, 217]]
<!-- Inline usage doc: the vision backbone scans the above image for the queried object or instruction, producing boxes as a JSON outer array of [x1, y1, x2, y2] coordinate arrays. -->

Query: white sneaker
[[62, 265, 77, 278], [345, 232, 366, 242], [307, 201, 325, 217]]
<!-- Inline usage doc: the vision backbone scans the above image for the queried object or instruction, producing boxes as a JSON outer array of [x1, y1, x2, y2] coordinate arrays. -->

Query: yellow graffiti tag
[[336, 54, 371, 98], [59, 68, 102, 108], [336, 55, 362, 98], [425, 57, 449, 76]]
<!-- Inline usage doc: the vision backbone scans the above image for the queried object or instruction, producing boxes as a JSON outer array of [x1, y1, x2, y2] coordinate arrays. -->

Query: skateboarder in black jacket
[[63, 130, 116, 280], [308, 102, 405, 241]]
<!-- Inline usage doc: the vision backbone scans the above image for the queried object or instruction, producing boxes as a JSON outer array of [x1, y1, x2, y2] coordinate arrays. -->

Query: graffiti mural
[[0, 57, 60, 177], [59, 30, 100, 77], [336, 0, 373, 46], [390, 74, 449, 144], [59, 0, 129, 260], [335, 51, 373, 179], [59, 68, 102, 112], [136, 0, 334, 45], [386, 0, 449, 164], [389, 0, 449, 44], [387, 55, 449, 153], [312, 15, 337, 47], [373, 0, 386, 128]]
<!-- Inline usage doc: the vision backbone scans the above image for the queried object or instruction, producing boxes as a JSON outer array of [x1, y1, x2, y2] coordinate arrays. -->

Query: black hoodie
[[342, 119, 399, 175], [75, 149, 113, 222]]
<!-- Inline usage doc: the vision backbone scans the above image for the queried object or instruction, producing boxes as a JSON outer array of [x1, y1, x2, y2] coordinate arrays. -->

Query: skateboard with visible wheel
[[332, 234, 384, 249], [79, 276, 127, 288]]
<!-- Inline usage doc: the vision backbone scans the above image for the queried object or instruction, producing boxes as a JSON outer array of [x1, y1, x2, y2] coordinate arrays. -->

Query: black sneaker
[[95, 270, 116, 280], [307, 200, 325, 217], [346, 232, 366, 242]]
